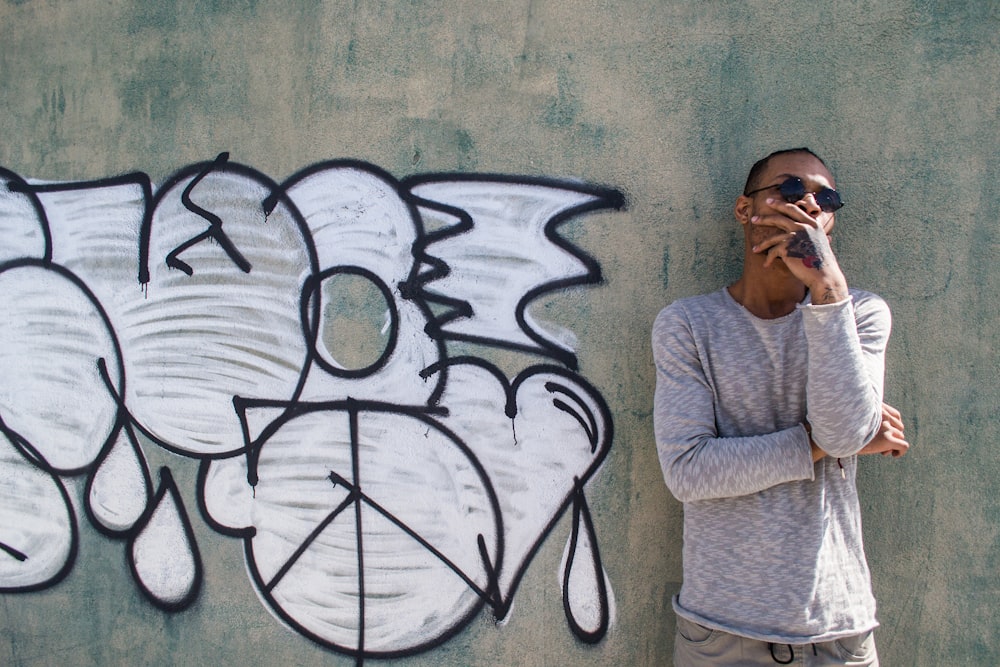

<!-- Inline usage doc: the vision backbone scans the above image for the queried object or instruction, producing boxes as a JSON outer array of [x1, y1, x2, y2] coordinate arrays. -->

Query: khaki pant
[[673, 615, 879, 666]]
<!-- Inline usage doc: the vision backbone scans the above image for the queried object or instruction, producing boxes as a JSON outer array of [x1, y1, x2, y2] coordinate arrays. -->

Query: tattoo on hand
[[786, 230, 824, 269]]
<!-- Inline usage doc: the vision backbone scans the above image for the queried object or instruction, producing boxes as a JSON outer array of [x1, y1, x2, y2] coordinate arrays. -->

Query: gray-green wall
[[0, 1, 996, 665]]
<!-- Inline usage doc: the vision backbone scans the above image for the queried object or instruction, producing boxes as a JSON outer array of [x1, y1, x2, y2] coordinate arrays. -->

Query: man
[[652, 148, 908, 666]]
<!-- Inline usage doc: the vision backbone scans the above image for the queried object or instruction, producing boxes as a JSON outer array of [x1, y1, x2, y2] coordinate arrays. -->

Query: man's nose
[[796, 192, 822, 216]]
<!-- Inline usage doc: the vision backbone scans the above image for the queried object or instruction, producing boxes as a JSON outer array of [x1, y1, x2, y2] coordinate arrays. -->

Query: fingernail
[[765, 197, 774, 204], [750, 215, 758, 223]]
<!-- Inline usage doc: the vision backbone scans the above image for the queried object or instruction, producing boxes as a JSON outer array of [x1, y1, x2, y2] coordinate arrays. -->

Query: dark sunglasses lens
[[778, 178, 806, 203], [780, 178, 843, 212], [816, 188, 843, 212]]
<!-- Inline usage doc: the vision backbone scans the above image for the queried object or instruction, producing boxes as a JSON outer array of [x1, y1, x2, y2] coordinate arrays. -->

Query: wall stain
[[544, 68, 581, 128]]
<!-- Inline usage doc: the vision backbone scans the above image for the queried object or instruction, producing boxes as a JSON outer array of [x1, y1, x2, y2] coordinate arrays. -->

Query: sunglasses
[[745, 177, 844, 213]]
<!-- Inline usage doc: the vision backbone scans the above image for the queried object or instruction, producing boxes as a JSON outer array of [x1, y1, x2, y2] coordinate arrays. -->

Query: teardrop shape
[[559, 487, 610, 643], [128, 467, 202, 611], [87, 426, 152, 535]]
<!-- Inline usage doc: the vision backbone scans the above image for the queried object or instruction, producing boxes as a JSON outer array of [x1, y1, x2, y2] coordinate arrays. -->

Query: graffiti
[[0, 153, 624, 663]]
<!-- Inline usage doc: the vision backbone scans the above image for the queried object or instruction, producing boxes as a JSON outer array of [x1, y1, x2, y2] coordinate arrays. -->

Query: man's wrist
[[804, 422, 826, 462], [807, 272, 849, 305], [810, 285, 849, 305], [810, 441, 827, 463]]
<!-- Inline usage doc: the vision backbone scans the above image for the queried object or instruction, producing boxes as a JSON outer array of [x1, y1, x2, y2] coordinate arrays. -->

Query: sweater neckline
[[721, 286, 809, 324]]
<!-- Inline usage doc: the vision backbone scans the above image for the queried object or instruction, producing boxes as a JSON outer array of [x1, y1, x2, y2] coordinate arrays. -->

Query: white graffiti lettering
[[0, 154, 624, 664]]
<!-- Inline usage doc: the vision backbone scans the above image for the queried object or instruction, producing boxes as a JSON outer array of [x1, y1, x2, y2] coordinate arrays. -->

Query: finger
[[884, 433, 909, 449], [761, 243, 788, 269], [881, 402, 902, 418], [859, 426, 910, 455], [883, 432, 910, 454], [881, 412, 904, 430], [882, 410, 905, 432], [750, 213, 801, 234], [880, 419, 907, 440], [752, 231, 794, 254], [881, 403, 903, 425], [764, 197, 826, 227]]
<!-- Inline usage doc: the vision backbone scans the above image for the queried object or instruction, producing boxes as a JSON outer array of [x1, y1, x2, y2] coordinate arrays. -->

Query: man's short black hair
[[743, 148, 829, 195]]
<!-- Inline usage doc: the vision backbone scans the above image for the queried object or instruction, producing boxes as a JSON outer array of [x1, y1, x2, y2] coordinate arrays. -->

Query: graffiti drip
[[0, 154, 625, 663]]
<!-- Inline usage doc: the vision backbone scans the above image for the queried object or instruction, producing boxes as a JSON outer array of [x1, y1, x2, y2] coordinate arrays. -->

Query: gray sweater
[[652, 287, 889, 643]]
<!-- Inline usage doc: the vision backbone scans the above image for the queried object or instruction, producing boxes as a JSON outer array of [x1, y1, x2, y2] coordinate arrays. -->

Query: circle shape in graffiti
[[280, 162, 445, 406], [0, 261, 124, 474], [245, 404, 502, 658], [302, 266, 398, 378]]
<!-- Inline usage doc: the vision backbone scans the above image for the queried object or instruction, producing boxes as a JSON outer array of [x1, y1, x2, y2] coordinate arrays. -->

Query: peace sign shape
[[240, 400, 502, 659]]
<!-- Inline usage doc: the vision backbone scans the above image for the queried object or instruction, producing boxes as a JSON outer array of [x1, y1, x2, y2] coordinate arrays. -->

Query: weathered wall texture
[[0, 1, 996, 666]]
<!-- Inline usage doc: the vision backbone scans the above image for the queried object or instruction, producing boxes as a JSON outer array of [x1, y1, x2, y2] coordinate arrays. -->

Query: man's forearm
[[802, 296, 888, 457]]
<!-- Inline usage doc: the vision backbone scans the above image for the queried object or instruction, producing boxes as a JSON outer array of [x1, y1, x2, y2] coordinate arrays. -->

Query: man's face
[[737, 152, 838, 250]]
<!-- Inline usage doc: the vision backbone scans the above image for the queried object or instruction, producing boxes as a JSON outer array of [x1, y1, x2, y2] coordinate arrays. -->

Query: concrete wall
[[0, 1, 995, 665]]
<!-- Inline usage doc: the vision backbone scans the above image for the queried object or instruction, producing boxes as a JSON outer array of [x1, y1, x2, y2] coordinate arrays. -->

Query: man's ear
[[735, 195, 752, 225]]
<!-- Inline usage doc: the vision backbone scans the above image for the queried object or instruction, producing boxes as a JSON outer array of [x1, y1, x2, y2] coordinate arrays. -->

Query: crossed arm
[[808, 402, 909, 462], [653, 295, 908, 503], [752, 196, 909, 461]]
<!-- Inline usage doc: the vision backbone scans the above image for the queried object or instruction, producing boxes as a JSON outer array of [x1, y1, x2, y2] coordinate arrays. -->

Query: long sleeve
[[651, 288, 889, 643], [800, 296, 890, 457], [652, 301, 814, 503]]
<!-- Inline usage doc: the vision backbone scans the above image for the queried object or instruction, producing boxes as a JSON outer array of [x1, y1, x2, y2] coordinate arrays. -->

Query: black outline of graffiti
[[0, 154, 625, 665]]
